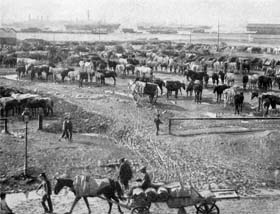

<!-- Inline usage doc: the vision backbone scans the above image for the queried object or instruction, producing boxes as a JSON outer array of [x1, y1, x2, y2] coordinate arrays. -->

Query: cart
[[99, 185, 239, 214]]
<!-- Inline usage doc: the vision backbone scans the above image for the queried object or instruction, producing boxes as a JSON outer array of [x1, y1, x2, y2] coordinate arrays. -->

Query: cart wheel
[[131, 206, 150, 214], [196, 202, 220, 214]]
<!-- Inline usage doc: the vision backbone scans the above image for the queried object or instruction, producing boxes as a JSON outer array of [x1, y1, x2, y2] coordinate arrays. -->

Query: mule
[[54, 176, 124, 214]]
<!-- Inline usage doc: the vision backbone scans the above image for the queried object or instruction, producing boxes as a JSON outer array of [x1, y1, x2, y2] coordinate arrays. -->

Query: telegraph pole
[[217, 20, 220, 51]]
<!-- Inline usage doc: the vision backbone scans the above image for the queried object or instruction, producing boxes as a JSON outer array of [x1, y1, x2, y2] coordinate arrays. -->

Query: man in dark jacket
[[154, 113, 163, 136], [36, 173, 53, 213], [118, 158, 133, 190], [59, 115, 73, 142]]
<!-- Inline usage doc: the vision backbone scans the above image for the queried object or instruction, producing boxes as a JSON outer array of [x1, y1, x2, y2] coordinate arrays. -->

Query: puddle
[[3, 74, 19, 81], [204, 112, 217, 118]]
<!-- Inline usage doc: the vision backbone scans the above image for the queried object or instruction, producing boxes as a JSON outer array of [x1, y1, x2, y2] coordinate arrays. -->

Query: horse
[[16, 66, 26, 79], [258, 75, 272, 91], [54, 176, 124, 214], [49, 67, 66, 82], [242, 75, 249, 90], [225, 73, 235, 86], [97, 70, 117, 85], [193, 81, 203, 104], [152, 79, 165, 95], [219, 70, 225, 84], [166, 81, 185, 99], [213, 85, 230, 103], [223, 87, 239, 107], [248, 74, 258, 89], [234, 92, 244, 114], [116, 64, 126, 76], [108, 60, 118, 71], [251, 91, 280, 113], [186, 81, 194, 96], [203, 73, 209, 88], [128, 81, 158, 104], [212, 72, 219, 86]]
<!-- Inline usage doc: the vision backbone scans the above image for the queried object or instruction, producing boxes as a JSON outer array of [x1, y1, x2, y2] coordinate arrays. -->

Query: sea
[[16, 32, 280, 48]]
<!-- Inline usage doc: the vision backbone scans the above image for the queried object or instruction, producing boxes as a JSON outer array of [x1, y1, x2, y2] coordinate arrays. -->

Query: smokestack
[[28, 14, 31, 21], [87, 9, 90, 21]]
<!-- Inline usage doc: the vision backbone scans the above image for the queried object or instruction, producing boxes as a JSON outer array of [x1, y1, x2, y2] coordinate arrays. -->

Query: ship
[[64, 23, 120, 34], [247, 23, 280, 35], [122, 28, 137, 33], [148, 29, 178, 34]]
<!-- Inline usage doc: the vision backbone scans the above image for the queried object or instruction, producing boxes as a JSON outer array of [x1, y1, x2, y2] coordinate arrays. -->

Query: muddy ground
[[1, 67, 280, 213]]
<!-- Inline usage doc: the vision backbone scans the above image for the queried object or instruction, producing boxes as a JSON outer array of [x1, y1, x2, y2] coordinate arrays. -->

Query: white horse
[[225, 73, 235, 86], [223, 86, 240, 107], [248, 74, 259, 89], [135, 66, 152, 78]]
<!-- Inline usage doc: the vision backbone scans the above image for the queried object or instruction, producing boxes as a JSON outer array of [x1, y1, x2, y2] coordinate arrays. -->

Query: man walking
[[154, 113, 163, 136], [59, 114, 73, 142], [36, 173, 53, 213]]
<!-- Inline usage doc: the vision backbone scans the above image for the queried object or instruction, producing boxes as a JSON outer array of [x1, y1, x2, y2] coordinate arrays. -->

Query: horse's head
[[181, 83, 186, 90], [54, 177, 73, 195], [251, 91, 258, 100]]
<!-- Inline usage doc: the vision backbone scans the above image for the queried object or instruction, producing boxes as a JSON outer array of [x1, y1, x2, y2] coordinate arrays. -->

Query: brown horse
[[54, 176, 124, 214]]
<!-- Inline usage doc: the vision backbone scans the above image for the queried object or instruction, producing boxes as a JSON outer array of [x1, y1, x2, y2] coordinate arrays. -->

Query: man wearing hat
[[138, 166, 152, 190], [118, 158, 133, 190], [128, 166, 152, 196], [36, 173, 53, 213]]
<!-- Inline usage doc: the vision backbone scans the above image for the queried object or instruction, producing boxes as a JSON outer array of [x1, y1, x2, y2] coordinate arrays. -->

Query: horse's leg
[[83, 197, 91, 214], [111, 195, 123, 214], [67, 197, 81, 214], [113, 76, 116, 86]]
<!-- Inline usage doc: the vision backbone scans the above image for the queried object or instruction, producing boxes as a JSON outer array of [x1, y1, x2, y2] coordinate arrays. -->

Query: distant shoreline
[[15, 32, 280, 48]]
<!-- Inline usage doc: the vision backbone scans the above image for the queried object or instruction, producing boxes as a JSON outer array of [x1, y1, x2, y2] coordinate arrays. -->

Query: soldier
[[36, 173, 53, 213]]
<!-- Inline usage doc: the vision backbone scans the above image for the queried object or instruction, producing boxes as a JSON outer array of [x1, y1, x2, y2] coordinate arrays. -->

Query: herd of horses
[[0, 46, 277, 117], [0, 86, 53, 117]]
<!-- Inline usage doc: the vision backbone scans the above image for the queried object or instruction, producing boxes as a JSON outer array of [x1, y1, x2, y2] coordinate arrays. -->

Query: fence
[[168, 117, 280, 135], [0, 118, 9, 134]]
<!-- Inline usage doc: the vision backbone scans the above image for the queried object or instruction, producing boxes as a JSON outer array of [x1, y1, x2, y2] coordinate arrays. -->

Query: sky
[[1, 0, 280, 29]]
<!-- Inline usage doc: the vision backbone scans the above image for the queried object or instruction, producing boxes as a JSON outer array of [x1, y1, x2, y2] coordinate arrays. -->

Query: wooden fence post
[[4, 119, 8, 134], [169, 119, 171, 135]]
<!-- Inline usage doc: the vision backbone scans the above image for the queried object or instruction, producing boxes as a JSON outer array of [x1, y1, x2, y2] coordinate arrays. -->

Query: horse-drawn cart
[[101, 183, 239, 214]]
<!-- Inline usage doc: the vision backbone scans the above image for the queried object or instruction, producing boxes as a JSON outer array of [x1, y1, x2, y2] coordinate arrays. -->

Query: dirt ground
[[2, 66, 280, 213]]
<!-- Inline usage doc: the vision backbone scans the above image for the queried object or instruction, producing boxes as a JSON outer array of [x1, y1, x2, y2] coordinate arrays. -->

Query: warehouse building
[[247, 24, 280, 34], [0, 28, 17, 46]]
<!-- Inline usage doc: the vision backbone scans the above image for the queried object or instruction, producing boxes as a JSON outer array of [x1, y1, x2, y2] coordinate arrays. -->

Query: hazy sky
[[1, 0, 280, 28]]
